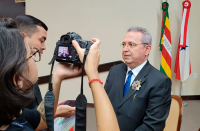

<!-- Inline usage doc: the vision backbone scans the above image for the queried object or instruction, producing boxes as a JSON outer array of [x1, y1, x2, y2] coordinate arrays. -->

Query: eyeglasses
[[120, 43, 148, 49], [27, 47, 41, 62]]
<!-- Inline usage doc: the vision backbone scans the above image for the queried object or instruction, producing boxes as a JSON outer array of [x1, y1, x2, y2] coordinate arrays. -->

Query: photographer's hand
[[72, 38, 100, 80]]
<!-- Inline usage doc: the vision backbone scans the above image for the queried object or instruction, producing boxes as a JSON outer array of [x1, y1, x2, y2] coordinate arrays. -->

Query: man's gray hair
[[127, 27, 152, 45]]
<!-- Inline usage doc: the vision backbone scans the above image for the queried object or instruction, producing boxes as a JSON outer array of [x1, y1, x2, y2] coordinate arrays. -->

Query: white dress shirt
[[125, 60, 147, 86]]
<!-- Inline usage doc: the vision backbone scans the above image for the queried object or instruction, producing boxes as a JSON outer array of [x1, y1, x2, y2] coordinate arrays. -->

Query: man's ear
[[145, 44, 151, 56], [21, 32, 28, 38], [21, 32, 30, 44]]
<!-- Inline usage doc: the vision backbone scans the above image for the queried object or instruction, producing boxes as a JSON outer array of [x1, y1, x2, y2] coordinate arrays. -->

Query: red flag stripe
[[69, 127, 74, 131], [174, 38, 180, 73], [174, 46, 181, 80], [162, 45, 171, 68]]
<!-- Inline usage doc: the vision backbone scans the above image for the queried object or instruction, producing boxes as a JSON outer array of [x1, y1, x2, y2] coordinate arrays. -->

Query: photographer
[[0, 19, 81, 130]]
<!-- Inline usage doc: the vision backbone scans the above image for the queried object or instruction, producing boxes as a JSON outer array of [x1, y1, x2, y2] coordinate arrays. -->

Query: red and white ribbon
[[179, 0, 191, 47]]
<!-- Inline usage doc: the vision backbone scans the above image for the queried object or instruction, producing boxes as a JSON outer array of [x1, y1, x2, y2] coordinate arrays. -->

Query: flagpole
[[179, 81, 188, 106]]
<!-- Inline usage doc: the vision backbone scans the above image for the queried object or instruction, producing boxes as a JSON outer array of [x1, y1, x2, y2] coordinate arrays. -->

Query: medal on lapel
[[132, 80, 141, 90]]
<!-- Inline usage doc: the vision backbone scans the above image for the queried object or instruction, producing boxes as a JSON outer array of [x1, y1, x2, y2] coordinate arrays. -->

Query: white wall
[[26, 0, 200, 102]]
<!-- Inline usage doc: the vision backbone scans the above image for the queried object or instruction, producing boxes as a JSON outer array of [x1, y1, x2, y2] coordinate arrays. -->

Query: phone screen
[[63, 100, 76, 107]]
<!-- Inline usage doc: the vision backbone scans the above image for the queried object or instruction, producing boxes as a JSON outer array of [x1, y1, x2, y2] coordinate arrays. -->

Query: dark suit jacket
[[61, 53, 68, 58], [104, 61, 171, 131], [25, 82, 42, 109]]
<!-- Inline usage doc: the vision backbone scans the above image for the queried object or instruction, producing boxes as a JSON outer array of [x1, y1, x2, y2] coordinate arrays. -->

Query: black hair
[[15, 15, 48, 37], [0, 18, 34, 127], [0, 18, 17, 28]]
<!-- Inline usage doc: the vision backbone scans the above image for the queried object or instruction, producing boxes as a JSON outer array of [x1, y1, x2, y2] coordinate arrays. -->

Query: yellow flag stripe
[[165, 17, 170, 31], [161, 55, 171, 78]]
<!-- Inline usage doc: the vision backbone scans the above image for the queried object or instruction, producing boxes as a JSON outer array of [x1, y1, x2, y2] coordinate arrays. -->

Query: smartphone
[[63, 100, 76, 107]]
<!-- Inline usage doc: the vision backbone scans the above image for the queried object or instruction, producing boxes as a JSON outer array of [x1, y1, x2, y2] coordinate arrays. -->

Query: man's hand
[[55, 105, 75, 118]]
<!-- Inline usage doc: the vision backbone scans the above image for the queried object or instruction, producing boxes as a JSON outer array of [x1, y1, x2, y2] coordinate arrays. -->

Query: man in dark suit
[[104, 27, 171, 131], [61, 48, 69, 58]]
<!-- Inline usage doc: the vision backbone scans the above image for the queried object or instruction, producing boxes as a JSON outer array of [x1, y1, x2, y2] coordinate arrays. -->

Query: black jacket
[[26, 82, 42, 109]]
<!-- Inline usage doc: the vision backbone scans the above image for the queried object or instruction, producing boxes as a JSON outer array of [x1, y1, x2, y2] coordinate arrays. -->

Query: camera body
[[55, 32, 93, 64]]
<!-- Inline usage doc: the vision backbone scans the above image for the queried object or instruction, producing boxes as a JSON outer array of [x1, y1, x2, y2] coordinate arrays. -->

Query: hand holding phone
[[55, 100, 76, 118], [64, 100, 76, 107]]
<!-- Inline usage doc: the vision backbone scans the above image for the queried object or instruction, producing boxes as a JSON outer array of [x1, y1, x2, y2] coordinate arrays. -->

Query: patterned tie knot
[[128, 70, 133, 76]]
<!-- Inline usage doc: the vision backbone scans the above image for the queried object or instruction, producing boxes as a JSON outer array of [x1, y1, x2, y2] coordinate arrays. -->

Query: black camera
[[55, 32, 93, 64]]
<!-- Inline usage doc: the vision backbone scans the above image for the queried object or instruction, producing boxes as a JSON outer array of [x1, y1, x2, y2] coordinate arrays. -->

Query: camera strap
[[75, 55, 87, 131], [45, 55, 56, 131], [75, 42, 92, 131]]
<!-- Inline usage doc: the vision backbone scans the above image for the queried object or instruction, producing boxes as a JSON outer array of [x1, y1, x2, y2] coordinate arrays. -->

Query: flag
[[174, 0, 191, 81], [159, 2, 172, 79]]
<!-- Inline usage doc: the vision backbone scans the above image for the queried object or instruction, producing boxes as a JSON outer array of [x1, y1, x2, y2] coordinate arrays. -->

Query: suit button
[[117, 111, 121, 116]]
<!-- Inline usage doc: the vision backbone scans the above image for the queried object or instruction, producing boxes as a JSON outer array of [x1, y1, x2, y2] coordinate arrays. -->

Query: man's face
[[63, 50, 66, 54], [122, 31, 151, 69], [24, 25, 47, 56]]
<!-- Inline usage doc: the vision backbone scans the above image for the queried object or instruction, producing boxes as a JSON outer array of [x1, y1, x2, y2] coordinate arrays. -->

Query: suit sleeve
[[135, 77, 171, 131], [104, 67, 113, 95]]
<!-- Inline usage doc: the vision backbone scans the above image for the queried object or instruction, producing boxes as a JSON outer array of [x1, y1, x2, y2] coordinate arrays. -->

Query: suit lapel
[[118, 61, 151, 108], [118, 63, 127, 100]]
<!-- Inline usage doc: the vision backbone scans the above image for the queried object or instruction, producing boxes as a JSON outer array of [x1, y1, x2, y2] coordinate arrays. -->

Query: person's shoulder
[[148, 63, 170, 80], [111, 63, 126, 70], [4, 109, 37, 131]]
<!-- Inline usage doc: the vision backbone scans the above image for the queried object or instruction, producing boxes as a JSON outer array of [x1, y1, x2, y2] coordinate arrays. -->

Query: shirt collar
[[126, 60, 147, 76]]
